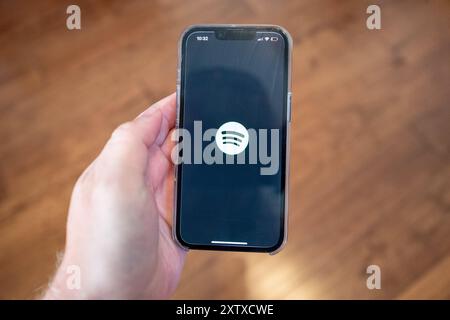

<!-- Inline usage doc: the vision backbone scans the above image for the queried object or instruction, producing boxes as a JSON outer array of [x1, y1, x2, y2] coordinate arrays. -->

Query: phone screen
[[176, 26, 290, 252]]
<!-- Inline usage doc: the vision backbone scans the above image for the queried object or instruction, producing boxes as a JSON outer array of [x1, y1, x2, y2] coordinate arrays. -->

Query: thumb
[[97, 109, 164, 183]]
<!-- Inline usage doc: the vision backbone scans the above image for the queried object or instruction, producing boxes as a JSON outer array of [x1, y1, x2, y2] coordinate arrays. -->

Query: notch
[[215, 29, 256, 40]]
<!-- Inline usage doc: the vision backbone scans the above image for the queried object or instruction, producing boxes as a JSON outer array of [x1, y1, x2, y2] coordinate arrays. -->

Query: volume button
[[176, 84, 180, 127], [176, 68, 181, 127], [176, 68, 181, 85], [287, 92, 292, 122]]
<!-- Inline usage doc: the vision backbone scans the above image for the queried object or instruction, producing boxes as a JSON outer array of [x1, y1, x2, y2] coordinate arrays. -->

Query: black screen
[[177, 27, 289, 251]]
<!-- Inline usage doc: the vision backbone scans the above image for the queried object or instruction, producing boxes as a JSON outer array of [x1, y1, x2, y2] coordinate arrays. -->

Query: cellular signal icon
[[215, 121, 250, 155]]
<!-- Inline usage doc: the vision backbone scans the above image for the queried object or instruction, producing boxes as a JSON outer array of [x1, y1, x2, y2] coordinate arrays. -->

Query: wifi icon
[[215, 121, 250, 155]]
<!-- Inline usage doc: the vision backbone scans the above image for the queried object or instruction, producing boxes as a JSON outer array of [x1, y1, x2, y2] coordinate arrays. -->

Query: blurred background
[[0, 0, 449, 299]]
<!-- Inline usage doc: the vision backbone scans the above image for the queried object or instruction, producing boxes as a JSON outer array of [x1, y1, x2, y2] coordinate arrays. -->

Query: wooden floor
[[0, 0, 449, 299]]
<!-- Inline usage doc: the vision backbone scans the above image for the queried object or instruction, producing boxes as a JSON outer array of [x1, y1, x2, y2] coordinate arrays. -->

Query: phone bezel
[[173, 25, 292, 254]]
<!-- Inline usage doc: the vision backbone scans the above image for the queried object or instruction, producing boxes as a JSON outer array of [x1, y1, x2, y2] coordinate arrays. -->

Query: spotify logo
[[215, 121, 249, 155]]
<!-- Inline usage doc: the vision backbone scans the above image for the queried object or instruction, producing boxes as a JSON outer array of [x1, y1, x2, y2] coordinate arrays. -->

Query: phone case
[[172, 24, 293, 255]]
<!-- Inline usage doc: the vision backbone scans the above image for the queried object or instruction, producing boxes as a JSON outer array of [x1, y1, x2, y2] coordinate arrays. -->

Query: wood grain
[[0, 0, 449, 299]]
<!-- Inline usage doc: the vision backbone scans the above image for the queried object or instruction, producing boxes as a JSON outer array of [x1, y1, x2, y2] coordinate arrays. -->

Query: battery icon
[[270, 37, 278, 41]]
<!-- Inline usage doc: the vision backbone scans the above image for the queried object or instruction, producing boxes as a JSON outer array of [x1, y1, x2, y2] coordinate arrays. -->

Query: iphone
[[173, 25, 292, 253]]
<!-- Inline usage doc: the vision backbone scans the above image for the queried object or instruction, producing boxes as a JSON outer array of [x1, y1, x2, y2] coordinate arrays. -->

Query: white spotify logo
[[215, 121, 249, 155]]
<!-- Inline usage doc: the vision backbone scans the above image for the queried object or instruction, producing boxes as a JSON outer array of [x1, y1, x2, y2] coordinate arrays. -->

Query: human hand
[[44, 93, 187, 299]]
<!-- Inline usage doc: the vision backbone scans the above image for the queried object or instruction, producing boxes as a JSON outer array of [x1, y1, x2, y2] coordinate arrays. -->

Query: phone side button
[[176, 84, 181, 127], [287, 92, 292, 122], [176, 68, 181, 85]]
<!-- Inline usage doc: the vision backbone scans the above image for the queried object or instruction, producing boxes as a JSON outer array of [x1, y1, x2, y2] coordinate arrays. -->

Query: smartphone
[[173, 25, 292, 254]]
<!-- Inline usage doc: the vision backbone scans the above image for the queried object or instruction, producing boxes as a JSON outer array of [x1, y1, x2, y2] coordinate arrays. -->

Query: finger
[[157, 92, 177, 130], [98, 98, 165, 179], [138, 92, 176, 129], [134, 92, 176, 147], [96, 93, 175, 181], [111, 109, 163, 149], [160, 129, 176, 162], [154, 167, 175, 228]]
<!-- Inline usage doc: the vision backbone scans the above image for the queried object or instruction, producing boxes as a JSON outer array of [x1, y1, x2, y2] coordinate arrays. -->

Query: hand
[[44, 93, 187, 299]]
